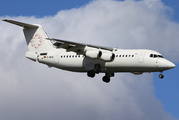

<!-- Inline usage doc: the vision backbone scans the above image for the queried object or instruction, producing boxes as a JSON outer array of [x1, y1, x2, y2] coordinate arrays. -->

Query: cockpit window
[[158, 55, 164, 58], [154, 54, 158, 58], [150, 54, 164, 58]]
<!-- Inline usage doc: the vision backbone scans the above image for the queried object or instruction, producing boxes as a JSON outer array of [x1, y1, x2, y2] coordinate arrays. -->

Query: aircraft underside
[[55, 66, 167, 73], [47, 62, 169, 83]]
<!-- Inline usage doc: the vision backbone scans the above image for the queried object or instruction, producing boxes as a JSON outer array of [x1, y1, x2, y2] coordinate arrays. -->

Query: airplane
[[3, 19, 175, 83]]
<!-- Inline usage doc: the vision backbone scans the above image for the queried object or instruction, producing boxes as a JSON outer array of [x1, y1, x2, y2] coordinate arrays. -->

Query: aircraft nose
[[168, 62, 175, 69], [158, 59, 175, 70]]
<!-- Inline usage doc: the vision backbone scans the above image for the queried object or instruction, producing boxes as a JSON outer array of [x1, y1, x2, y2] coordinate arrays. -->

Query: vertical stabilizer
[[3, 19, 54, 52]]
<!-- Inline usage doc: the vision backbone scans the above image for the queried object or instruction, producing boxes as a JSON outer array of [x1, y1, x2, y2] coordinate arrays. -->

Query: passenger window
[[129, 55, 131, 57], [119, 55, 121, 57], [126, 55, 127, 57], [150, 54, 153, 57], [69, 55, 71, 58], [122, 55, 124, 57], [67, 55, 68, 58], [116, 55, 118, 57], [72, 55, 74, 58], [61, 56, 63, 58], [132, 55, 134, 57], [78, 55, 80, 57]]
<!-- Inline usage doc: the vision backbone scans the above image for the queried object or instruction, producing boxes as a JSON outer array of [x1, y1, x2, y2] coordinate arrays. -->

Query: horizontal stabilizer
[[3, 19, 38, 28]]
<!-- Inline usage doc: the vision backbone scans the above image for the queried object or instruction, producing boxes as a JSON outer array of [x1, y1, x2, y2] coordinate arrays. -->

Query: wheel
[[87, 70, 95, 78], [159, 74, 164, 79], [102, 76, 110, 83]]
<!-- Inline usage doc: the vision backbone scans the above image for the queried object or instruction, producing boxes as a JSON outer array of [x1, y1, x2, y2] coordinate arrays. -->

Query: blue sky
[[1, 0, 179, 119], [0, 0, 91, 17]]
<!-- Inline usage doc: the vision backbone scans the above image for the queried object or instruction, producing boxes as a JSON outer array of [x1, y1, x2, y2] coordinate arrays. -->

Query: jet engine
[[85, 50, 102, 59], [100, 52, 115, 62]]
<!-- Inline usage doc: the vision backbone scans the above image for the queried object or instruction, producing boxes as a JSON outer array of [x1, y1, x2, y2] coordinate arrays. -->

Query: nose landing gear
[[159, 72, 164, 79]]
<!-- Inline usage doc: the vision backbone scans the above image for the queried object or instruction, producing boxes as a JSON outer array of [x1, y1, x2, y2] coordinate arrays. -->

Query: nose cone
[[168, 62, 175, 69], [158, 59, 175, 70]]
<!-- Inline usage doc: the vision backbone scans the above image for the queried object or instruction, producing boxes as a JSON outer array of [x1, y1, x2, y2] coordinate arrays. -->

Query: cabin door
[[54, 54, 59, 64], [138, 53, 145, 63]]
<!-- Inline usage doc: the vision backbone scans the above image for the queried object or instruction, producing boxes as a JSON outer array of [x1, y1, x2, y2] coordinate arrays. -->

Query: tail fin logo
[[30, 34, 44, 49]]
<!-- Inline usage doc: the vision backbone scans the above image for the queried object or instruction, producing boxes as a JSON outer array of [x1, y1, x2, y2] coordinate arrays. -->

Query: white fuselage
[[38, 49, 175, 74]]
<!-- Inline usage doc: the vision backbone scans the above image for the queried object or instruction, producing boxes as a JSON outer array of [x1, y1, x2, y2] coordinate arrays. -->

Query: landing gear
[[94, 64, 100, 74], [87, 64, 100, 78], [159, 74, 164, 79], [86, 64, 114, 83], [102, 76, 110, 83], [87, 70, 95, 78], [102, 73, 114, 83], [159, 71, 164, 79]]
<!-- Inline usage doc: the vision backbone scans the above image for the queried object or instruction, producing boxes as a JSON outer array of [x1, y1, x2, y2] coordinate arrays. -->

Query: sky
[[0, 0, 179, 120]]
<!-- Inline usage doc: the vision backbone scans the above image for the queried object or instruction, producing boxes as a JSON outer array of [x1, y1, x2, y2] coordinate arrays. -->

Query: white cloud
[[0, 0, 178, 120]]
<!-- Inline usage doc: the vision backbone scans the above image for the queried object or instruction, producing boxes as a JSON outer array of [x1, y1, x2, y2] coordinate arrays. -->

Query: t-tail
[[3, 19, 55, 61]]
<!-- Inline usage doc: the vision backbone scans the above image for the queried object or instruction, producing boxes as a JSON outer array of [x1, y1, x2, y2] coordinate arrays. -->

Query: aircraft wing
[[47, 38, 114, 54]]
